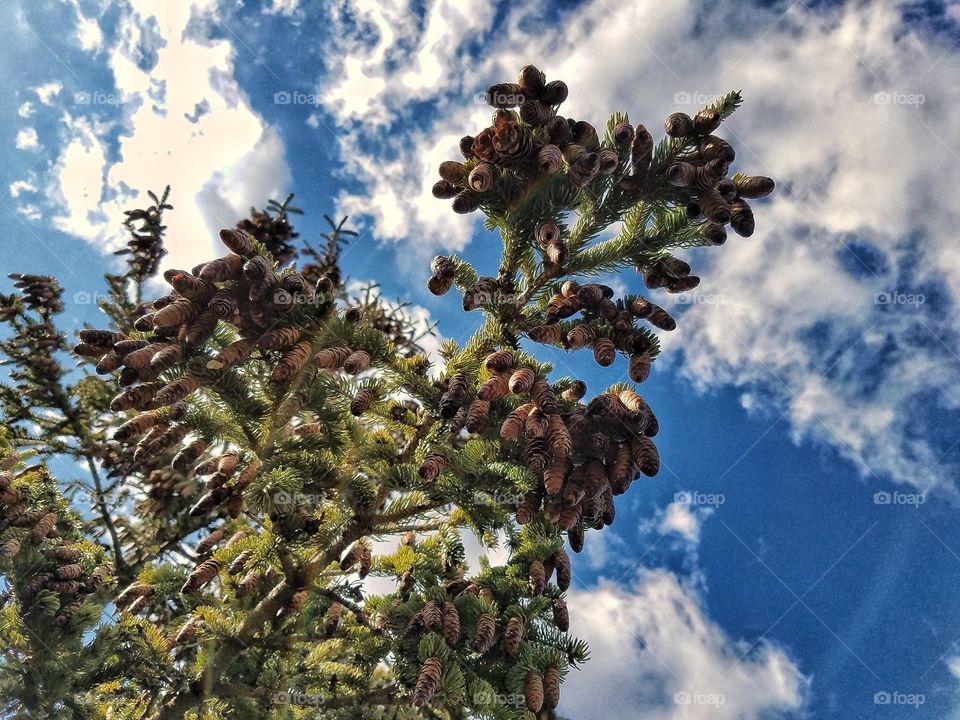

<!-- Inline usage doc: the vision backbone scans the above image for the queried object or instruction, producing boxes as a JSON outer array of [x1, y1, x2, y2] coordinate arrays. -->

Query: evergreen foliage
[[0, 66, 774, 718]]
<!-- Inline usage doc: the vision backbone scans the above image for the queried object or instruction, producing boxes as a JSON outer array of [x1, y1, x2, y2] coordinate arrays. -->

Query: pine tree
[[0, 66, 773, 718]]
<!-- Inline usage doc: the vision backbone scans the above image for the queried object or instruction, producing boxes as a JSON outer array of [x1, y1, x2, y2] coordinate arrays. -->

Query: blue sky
[[2, 0, 960, 717]]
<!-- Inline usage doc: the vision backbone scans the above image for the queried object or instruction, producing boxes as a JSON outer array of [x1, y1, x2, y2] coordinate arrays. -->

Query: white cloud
[[657, 501, 710, 544], [16, 204, 42, 222], [266, 0, 299, 15], [47, 116, 108, 239], [76, 15, 103, 51], [563, 570, 808, 719], [8, 180, 37, 198], [948, 655, 960, 680], [33, 81, 63, 105], [15, 127, 39, 150], [315, 0, 960, 493], [42, 0, 290, 271], [17, 101, 34, 118]]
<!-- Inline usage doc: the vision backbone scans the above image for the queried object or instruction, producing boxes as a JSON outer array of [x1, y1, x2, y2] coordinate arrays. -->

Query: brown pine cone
[[628, 352, 652, 383], [343, 349, 371, 375], [504, 615, 524, 657], [515, 490, 541, 525], [500, 403, 532, 441], [350, 388, 377, 416], [422, 600, 442, 631], [414, 657, 443, 707], [553, 546, 571, 591], [227, 550, 253, 576], [525, 669, 544, 712], [324, 601, 342, 636], [441, 602, 461, 646], [543, 666, 562, 709], [552, 598, 569, 631], [465, 399, 490, 433], [561, 379, 587, 401], [418, 453, 446, 481], [484, 350, 514, 373], [528, 325, 563, 344], [181, 558, 221, 594], [508, 367, 536, 394], [528, 560, 545, 595], [473, 612, 497, 652]]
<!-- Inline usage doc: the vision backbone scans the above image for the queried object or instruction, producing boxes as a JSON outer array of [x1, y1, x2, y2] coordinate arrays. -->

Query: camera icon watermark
[[673, 91, 723, 106], [73, 90, 128, 106], [674, 691, 725, 707], [873, 491, 925, 508], [475, 90, 526, 106], [273, 90, 321, 106], [674, 491, 725, 507], [473, 689, 525, 707], [874, 290, 925, 307], [874, 690, 924, 706], [273, 691, 323, 706], [873, 91, 925, 108], [673, 293, 725, 306], [72, 291, 110, 305], [273, 491, 322, 507]]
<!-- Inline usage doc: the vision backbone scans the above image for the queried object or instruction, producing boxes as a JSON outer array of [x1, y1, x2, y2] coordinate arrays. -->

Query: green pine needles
[[0, 65, 773, 719]]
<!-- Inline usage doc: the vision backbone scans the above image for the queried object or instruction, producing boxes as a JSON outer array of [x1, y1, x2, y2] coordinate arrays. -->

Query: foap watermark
[[875, 290, 925, 308], [873, 91, 925, 108], [272, 691, 324, 707], [273, 90, 322, 106], [74, 90, 131, 106], [674, 691, 726, 707], [273, 490, 322, 507], [273, 288, 323, 307], [473, 689, 525, 707], [72, 291, 111, 305], [874, 491, 925, 508], [874, 691, 925, 707], [675, 491, 725, 507], [671, 292, 725, 306], [474, 90, 525, 107], [673, 91, 724, 106]]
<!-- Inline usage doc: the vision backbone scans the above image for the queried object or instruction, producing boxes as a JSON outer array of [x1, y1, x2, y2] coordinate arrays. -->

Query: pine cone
[[500, 403, 532, 441], [418, 453, 446, 481], [543, 666, 562, 709], [181, 558, 221, 594], [484, 350, 514, 373], [342, 349, 371, 375], [504, 615, 524, 657], [525, 669, 544, 712], [414, 657, 442, 707], [441, 602, 460, 646], [324, 601, 342, 636], [350, 388, 377, 416], [422, 600, 442, 631], [473, 612, 497, 652], [554, 547, 571, 591], [552, 598, 569, 631], [528, 560, 545, 595], [227, 550, 253, 576]]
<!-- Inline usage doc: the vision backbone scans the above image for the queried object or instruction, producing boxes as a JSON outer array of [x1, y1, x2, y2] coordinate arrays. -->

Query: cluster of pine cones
[[527, 279, 664, 383], [0, 467, 108, 627], [2, 273, 64, 317], [422, 350, 658, 554], [118, 187, 171, 283], [655, 111, 775, 244], [432, 64, 614, 214], [400, 576, 567, 712], [235, 206, 300, 266]]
